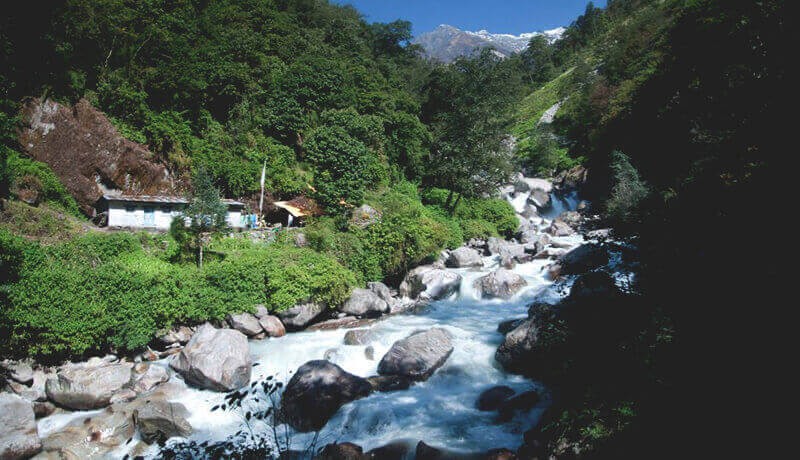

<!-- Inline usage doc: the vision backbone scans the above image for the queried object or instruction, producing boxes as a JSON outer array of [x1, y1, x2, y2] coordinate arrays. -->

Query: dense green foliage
[[0, 229, 355, 359], [508, 0, 787, 457], [305, 182, 516, 284]]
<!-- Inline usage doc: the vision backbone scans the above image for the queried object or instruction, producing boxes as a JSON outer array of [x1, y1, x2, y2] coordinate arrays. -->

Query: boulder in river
[[528, 189, 551, 210], [317, 442, 367, 460], [476, 385, 516, 411], [446, 247, 484, 268], [546, 219, 575, 237], [227, 312, 263, 336], [281, 360, 372, 432], [45, 362, 133, 410], [157, 326, 194, 347], [556, 243, 611, 276], [378, 328, 454, 381], [0, 393, 41, 460], [557, 210, 582, 227], [497, 390, 541, 421], [399, 265, 462, 301], [340, 288, 389, 317], [473, 269, 528, 299], [277, 301, 326, 330], [134, 399, 193, 444], [170, 324, 251, 392]]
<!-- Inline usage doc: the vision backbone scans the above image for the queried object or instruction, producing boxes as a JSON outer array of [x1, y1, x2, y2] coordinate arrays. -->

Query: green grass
[[512, 67, 576, 138], [0, 200, 92, 243]]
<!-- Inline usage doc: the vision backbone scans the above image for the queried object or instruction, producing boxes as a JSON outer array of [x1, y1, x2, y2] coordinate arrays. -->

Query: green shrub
[[6, 152, 81, 215], [1, 232, 357, 360], [606, 151, 649, 222], [455, 197, 519, 238], [459, 219, 498, 240]]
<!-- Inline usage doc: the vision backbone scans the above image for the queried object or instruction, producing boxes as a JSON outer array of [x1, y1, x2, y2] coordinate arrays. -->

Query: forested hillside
[[0, 0, 787, 458]]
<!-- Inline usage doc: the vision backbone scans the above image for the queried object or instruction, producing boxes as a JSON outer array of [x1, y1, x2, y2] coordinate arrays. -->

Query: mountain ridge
[[413, 24, 565, 62]]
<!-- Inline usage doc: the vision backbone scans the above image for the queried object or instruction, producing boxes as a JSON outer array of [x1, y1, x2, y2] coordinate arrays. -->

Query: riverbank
[[3, 173, 622, 459]]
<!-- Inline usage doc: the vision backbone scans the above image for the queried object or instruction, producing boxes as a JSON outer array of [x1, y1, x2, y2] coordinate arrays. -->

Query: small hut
[[270, 196, 320, 227]]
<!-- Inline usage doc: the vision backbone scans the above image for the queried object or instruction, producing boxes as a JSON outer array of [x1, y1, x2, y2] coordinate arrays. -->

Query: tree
[[175, 168, 228, 268], [422, 50, 519, 212]]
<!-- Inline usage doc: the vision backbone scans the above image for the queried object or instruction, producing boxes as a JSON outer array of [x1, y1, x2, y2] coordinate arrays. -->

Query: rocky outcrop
[[170, 324, 251, 392], [473, 269, 527, 299], [227, 312, 263, 336], [378, 328, 454, 381], [277, 302, 326, 330], [281, 360, 372, 432], [351, 204, 381, 228], [36, 394, 190, 458], [339, 288, 389, 317], [446, 247, 483, 268], [399, 265, 462, 301], [554, 165, 588, 191], [45, 362, 133, 410], [19, 98, 181, 216], [317, 442, 368, 460], [0, 393, 41, 460]]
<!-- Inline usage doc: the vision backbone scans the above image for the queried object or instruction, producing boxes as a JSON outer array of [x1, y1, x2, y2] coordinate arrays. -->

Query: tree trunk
[[450, 193, 462, 216], [197, 237, 204, 269]]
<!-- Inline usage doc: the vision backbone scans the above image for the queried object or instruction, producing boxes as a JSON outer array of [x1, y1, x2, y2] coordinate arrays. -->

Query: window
[[125, 205, 136, 213], [161, 205, 171, 213]]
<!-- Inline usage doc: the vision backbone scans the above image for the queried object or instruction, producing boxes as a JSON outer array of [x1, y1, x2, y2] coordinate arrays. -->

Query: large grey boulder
[[2, 362, 34, 385], [134, 399, 193, 444], [473, 269, 528, 299], [0, 393, 41, 459], [399, 265, 462, 300], [495, 319, 539, 373], [378, 328, 454, 381], [281, 360, 372, 432], [170, 324, 251, 392], [340, 288, 389, 317], [45, 363, 133, 410], [277, 302, 326, 330], [558, 210, 582, 227], [445, 247, 483, 268], [227, 312, 263, 336]]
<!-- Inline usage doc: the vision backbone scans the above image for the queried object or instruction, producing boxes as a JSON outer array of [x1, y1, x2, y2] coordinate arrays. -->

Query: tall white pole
[[259, 159, 266, 215]]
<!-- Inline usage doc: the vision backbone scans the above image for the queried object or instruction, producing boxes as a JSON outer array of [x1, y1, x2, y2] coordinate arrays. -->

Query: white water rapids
[[38, 189, 585, 458]]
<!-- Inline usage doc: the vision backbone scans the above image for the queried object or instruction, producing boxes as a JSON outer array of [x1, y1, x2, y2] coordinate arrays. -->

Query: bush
[[1, 232, 357, 360], [5, 152, 81, 215], [605, 151, 649, 222]]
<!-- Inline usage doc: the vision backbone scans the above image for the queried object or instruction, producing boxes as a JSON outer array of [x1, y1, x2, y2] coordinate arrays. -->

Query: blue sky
[[331, 0, 607, 36]]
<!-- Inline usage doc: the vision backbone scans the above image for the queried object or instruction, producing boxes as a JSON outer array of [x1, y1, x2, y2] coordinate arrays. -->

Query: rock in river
[[0, 393, 42, 460], [281, 360, 372, 432], [277, 302, 326, 330], [473, 269, 527, 299], [339, 288, 389, 317], [378, 328, 454, 381], [170, 324, 251, 392], [227, 312, 263, 336], [45, 362, 133, 410], [445, 247, 484, 268], [399, 265, 462, 301]]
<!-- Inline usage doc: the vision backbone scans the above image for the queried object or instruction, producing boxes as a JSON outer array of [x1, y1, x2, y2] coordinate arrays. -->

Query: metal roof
[[102, 194, 245, 207]]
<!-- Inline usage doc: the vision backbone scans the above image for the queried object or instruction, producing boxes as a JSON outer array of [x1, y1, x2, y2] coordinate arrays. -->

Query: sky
[[331, 0, 607, 36]]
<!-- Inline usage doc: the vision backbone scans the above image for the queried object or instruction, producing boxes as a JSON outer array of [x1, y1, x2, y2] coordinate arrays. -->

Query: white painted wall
[[107, 202, 246, 230]]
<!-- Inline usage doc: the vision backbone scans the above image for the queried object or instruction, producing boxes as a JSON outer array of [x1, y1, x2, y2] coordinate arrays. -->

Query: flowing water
[[152, 187, 584, 456], [39, 185, 585, 458]]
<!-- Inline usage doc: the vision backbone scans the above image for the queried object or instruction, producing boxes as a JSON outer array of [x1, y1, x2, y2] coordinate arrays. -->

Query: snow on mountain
[[413, 25, 565, 63]]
